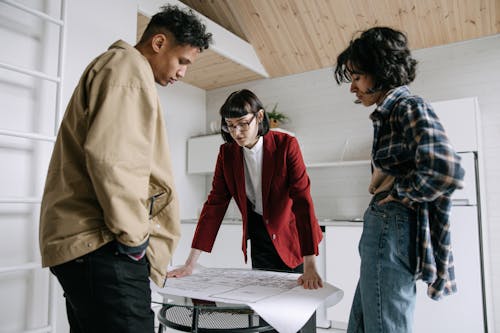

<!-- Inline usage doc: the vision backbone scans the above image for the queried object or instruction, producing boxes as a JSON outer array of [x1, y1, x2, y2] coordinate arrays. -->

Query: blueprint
[[152, 266, 343, 333]]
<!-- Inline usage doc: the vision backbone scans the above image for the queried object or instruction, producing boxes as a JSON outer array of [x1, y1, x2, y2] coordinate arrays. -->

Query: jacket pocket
[[148, 183, 172, 219]]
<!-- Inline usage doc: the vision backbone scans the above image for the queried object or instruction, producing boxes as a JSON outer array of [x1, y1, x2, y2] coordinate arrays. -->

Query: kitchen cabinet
[[431, 97, 479, 152], [187, 134, 223, 174], [324, 223, 362, 330], [413, 204, 485, 333], [172, 221, 251, 269]]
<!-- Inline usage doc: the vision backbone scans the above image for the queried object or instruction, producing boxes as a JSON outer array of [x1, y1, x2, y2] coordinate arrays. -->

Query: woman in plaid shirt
[[334, 27, 464, 333]]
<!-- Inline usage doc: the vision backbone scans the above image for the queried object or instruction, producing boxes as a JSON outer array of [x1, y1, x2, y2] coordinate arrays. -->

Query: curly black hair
[[140, 4, 212, 51], [334, 27, 417, 92], [219, 89, 270, 143]]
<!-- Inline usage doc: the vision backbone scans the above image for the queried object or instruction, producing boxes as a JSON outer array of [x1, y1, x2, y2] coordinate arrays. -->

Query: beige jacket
[[39, 40, 180, 287]]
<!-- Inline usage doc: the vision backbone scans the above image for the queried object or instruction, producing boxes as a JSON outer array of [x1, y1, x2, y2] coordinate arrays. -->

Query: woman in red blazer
[[168, 89, 323, 290]]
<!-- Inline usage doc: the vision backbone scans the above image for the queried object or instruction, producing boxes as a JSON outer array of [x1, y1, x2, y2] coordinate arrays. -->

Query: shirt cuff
[[116, 238, 149, 255], [127, 249, 146, 261]]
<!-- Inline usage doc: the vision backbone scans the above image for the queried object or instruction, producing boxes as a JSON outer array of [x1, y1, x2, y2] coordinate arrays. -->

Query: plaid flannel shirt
[[370, 86, 465, 300]]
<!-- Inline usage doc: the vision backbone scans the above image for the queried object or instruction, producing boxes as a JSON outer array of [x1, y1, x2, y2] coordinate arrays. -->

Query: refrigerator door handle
[[452, 198, 471, 206]]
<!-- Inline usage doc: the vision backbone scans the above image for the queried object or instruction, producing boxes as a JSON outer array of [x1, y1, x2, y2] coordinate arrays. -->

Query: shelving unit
[[0, 0, 67, 332], [306, 159, 371, 168]]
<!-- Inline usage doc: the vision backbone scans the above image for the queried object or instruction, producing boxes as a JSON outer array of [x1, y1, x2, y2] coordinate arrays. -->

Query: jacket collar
[[262, 132, 277, 210], [370, 85, 411, 121], [232, 143, 246, 212]]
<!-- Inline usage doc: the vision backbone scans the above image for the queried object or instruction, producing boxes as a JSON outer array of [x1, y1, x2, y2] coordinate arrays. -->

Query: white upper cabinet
[[431, 97, 479, 152], [187, 134, 223, 174]]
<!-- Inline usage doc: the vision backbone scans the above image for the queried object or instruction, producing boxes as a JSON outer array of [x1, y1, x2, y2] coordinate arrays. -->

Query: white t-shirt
[[243, 136, 264, 215]]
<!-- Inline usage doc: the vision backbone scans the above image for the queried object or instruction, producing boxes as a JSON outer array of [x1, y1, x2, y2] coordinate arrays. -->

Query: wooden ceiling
[[144, 0, 500, 90]]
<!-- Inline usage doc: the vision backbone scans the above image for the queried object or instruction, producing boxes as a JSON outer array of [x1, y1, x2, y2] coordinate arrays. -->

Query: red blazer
[[192, 131, 322, 268]]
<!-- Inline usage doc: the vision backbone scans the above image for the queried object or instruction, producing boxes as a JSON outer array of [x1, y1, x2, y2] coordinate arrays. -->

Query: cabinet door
[[172, 223, 251, 269], [187, 135, 223, 174], [451, 152, 477, 205], [431, 97, 479, 152], [325, 225, 362, 329], [413, 206, 485, 333]]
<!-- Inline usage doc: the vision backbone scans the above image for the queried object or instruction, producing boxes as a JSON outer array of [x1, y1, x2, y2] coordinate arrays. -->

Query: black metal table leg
[[191, 307, 199, 333]]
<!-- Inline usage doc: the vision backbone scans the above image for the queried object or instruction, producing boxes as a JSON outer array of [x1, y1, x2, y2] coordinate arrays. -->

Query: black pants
[[247, 208, 316, 333], [50, 241, 154, 333]]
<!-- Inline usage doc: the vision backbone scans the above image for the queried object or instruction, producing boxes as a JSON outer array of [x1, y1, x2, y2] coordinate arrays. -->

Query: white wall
[[63, 0, 138, 103], [160, 82, 208, 219], [206, 34, 500, 332], [0, 0, 207, 331]]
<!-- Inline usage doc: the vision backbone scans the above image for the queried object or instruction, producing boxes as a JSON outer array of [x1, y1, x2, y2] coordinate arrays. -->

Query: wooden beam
[[138, 0, 269, 78]]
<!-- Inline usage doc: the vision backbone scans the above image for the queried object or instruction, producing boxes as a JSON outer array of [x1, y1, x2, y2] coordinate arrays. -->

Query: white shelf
[[306, 159, 371, 168]]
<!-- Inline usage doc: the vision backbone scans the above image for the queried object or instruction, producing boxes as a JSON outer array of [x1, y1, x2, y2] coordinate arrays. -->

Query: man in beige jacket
[[39, 5, 211, 332]]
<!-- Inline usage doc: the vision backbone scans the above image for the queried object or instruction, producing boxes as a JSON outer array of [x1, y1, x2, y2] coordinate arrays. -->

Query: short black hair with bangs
[[219, 89, 270, 143]]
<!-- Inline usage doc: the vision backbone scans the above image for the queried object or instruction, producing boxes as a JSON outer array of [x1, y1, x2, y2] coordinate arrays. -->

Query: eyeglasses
[[222, 114, 256, 133]]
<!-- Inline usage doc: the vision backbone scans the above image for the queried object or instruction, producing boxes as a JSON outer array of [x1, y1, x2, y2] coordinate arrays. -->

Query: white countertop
[[181, 218, 363, 227]]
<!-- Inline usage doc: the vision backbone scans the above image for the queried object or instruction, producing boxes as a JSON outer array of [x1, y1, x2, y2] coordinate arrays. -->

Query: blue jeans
[[348, 194, 417, 333]]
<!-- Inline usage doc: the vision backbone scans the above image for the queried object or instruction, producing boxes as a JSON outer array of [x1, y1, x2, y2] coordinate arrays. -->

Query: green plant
[[266, 103, 288, 122]]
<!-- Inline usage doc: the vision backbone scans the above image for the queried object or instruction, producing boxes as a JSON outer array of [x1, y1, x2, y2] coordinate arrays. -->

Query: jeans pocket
[[369, 203, 388, 218], [395, 213, 412, 270]]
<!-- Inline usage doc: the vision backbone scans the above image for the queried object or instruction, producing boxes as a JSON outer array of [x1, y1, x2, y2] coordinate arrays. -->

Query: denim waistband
[[369, 190, 417, 214]]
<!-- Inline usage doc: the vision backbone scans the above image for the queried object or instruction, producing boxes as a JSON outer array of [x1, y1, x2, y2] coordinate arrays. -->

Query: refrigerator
[[413, 151, 487, 332]]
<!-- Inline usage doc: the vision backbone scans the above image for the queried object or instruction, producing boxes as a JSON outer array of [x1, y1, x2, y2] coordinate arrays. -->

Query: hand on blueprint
[[167, 248, 203, 278], [167, 264, 194, 278], [297, 255, 323, 289]]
